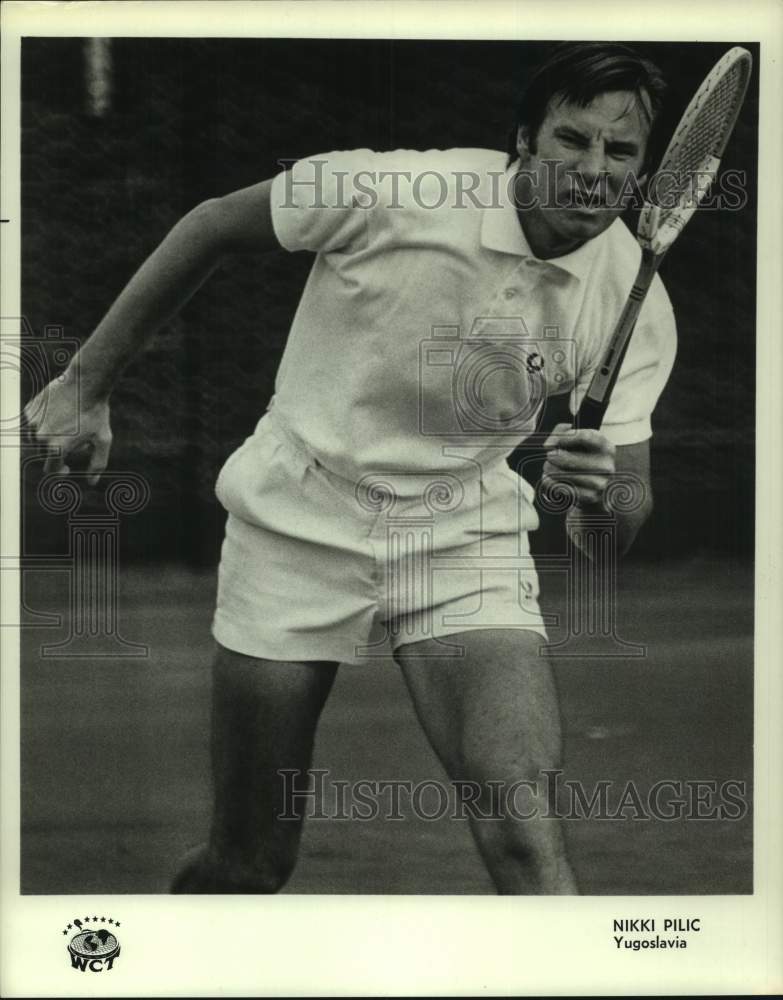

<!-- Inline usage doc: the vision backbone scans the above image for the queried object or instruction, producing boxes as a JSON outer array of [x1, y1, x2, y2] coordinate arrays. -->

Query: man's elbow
[[197, 179, 279, 255], [189, 195, 236, 245], [173, 198, 230, 266]]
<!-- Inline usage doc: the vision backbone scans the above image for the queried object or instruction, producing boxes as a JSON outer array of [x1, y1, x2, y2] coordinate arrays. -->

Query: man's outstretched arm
[[24, 178, 279, 482]]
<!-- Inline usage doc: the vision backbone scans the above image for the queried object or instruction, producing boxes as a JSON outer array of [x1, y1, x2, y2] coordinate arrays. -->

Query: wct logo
[[63, 916, 121, 972]]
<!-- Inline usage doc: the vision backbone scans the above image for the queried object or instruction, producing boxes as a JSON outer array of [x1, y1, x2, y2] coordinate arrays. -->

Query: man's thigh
[[209, 643, 339, 858], [393, 628, 562, 785]]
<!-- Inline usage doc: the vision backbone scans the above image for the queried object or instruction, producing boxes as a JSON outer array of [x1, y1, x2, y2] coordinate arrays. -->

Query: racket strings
[[651, 57, 750, 218], [676, 63, 747, 164]]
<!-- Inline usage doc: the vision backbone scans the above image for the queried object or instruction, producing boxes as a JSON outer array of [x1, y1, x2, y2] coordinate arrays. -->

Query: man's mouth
[[566, 191, 607, 211], [560, 182, 612, 211]]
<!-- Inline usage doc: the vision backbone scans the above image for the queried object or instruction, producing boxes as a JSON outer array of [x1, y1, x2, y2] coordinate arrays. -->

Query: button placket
[[474, 260, 539, 335]]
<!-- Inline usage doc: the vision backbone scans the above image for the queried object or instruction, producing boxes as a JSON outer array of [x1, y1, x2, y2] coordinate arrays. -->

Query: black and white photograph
[[2, 1, 781, 996]]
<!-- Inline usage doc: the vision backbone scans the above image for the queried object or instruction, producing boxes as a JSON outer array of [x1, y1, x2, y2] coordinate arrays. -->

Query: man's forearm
[[71, 200, 225, 398]]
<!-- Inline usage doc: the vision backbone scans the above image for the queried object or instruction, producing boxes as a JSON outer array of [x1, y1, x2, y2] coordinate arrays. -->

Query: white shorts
[[212, 411, 548, 664]]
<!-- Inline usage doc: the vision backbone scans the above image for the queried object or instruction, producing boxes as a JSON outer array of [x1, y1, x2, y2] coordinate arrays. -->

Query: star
[[108, 918, 114, 924], [63, 930, 68, 935], [67, 923, 72, 930], [115, 922, 121, 927], [93, 916, 98, 921], [100, 917, 105, 922]]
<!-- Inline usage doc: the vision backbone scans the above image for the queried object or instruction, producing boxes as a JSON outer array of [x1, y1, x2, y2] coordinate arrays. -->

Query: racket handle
[[574, 247, 660, 431], [575, 394, 607, 431]]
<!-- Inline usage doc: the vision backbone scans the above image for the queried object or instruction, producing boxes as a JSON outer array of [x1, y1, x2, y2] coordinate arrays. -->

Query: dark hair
[[507, 42, 668, 173]]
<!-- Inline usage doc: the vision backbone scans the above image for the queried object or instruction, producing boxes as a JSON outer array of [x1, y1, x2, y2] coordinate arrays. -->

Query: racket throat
[[641, 154, 722, 254], [576, 247, 662, 430]]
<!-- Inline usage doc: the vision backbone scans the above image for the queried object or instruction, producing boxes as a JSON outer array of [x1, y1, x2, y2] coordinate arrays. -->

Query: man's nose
[[574, 144, 610, 183]]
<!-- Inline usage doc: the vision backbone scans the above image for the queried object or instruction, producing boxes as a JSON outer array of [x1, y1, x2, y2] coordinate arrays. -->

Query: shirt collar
[[480, 158, 603, 283]]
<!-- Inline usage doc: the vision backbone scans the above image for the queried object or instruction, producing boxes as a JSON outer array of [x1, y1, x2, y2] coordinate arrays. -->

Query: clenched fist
[[23, 365, 112, 486], [541, 422, 616, 510]]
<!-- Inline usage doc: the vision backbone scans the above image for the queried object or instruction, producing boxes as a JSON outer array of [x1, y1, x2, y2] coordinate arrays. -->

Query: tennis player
[[26, 43, 676, 894]]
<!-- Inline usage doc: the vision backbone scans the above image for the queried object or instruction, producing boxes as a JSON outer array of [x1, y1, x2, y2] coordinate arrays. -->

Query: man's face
[[515, 90, 650, 255]]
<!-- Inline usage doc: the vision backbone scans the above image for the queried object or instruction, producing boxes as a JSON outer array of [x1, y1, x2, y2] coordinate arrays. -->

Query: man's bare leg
[[171, 642, 338, 893], [394, 628, 577, 894]]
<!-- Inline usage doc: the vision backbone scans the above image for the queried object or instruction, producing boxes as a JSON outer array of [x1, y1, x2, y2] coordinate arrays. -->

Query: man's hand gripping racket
[[576, 45, 753, 431]]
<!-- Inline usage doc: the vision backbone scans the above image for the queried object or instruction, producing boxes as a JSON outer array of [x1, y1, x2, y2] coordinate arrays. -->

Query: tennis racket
[[576, 45, 753, 431]]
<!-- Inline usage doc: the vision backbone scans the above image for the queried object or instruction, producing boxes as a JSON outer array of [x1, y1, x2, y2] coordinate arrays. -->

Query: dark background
[[21, 38, 758, 566]]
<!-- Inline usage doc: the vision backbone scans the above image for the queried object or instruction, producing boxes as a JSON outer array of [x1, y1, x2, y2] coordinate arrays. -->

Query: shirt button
[[503, 287, 517, 299]]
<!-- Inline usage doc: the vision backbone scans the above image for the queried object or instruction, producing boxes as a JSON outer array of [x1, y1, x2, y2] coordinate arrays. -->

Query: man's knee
[[453, 746, 566, 868]]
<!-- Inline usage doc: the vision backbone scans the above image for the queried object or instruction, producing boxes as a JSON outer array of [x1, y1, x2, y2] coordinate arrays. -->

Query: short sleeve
[[573, 303, 678, 446], [270, 149, 375, 254]]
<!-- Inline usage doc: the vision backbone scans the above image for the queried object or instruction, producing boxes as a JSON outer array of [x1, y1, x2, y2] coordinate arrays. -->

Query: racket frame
[[573, 45, 752, 432]]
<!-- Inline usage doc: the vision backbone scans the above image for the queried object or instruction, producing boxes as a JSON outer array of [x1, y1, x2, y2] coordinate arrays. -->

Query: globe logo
[[64, 917, 121, 972]]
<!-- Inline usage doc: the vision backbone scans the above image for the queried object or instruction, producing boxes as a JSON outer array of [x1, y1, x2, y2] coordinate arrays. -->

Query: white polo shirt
[[267, 147, 676, 481]]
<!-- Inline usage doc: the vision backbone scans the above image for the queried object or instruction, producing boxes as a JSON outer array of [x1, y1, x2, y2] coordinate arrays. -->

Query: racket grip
[[575, 394, 606, 431]]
